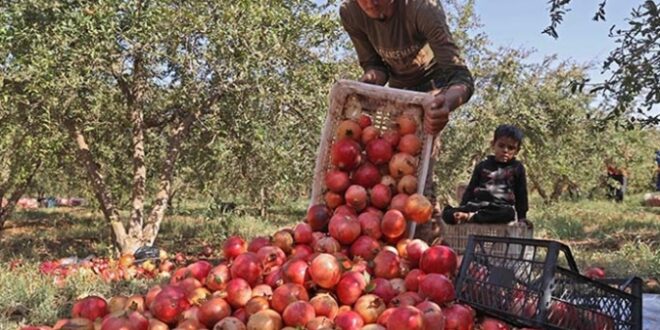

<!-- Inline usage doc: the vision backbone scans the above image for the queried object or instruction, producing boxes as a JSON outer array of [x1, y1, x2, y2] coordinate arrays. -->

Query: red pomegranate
[[358, 211, 382, 240], [361, 126, 381, 145], [387, 306, 425, 330], [404, 194, 433, 224], [396, 115, 417, 135], [404, 269, 426, 292], [100, 310, 148, 330], [371, 277, 397, 304], [373, 250, 401, 279], [336, 271, 367, 305], [325, 170, 351, 193], [309, 253, 341, 289], [355, 294, 387, 324], [358, 114, 373, 128], [382, 130, 401, 147], [398, 134, 422, 155], [225, 278, 252, 308], [247, 236, 271, 253], [389, 153, 417, 179], [370, 183, 393, 210], [282, 259, 310, 286], [337, 119, 362, 141], [397, 175, 418, 195], [71, 296, 109, 321], [331, 138, 361, 170], [416, 301, 445, 330], [443, 304, 474, 330], [306, 204, 331, 232], [367, 138, 394, 165], [310, 293, 339, 320], [406, 239, 429, 267], [197, 297, 232, 328], [420, 245, 458, 276], [271, 283, 309, 313], [353, 162, 382, 188], [256, 245, 287, 272], [480, 318, 511, 330], [334, 310, 365, 330], [150, 286, 191, 325], [223, 236, 247, 259], [389, 193, 409, 212], [345, 185, 368, 211], [230, 252, 262, 286], [282, 301, 316, 327], [418, 273, 455, 305], [381, 209, 406, 239], [329, 213, 361, 245], [324, 191, 344, 209]]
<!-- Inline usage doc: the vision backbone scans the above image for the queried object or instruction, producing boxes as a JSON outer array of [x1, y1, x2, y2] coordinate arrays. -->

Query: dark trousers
[[607, 174, 627, 202], [442, 203, 515, 225]]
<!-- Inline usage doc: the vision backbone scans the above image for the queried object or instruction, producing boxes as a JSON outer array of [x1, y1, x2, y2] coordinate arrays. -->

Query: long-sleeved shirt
[[461, 156, 529, 219], [339, 0, 474, 95]]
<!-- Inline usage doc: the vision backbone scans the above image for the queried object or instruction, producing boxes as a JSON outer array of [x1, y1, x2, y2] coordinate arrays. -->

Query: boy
[[442, 124, 529, 224]]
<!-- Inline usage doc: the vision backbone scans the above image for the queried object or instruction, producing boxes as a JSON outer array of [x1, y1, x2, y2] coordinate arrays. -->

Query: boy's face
[[357, 0, 394, 20], [491, 137, 520, 163]]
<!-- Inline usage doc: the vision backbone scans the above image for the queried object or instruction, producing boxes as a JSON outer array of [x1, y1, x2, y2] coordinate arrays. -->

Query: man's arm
[[340, 4, 389, 85], [514, 163, 529, 220]]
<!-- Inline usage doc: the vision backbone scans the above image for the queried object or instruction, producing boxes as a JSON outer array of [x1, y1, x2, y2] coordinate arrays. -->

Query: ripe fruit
[[387, 306, 425, 330], [362, 126, 381, 145], [306, 204, 331, 232], [71, 296, 109, 321], [398, 134, 422, 155], [420, 245, 458, 276], [282, 301, 316, 327], [373, 250, 401, 279], [354, 294, 386, 324], [331, 138, 362, 170], [224, 236, 247, 259], [381, 210, 406, 239], [329, 213, 361, 245], [345, 185, 368, 211], [337, 120, 362, 141], [309, 254, 341, 289], [418, 273, 456, 305], [367, 139, 394, 165], [325, 170, 351, 193], [353, 162, 382, 188], [389, 153, 417, 179], [404, 194, 433, 224], [197, 297, 231, 328], [397, 175, 418, 195], [396, 115, 417, 135], [358, 114, 373, 128], [584, 266, 606, 279], [442, 304, 474, 330]]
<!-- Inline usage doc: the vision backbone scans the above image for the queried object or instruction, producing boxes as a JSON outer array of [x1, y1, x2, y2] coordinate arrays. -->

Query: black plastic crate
[[455, 235, 642, 330]]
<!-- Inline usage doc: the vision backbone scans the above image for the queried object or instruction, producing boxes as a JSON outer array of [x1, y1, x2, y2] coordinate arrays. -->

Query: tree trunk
[[64, 119, 137, 253], [0, 161, 41, 229], [528, 170, 549, 202], [127, 53, 148, 244], [142, 111, 199, 246]]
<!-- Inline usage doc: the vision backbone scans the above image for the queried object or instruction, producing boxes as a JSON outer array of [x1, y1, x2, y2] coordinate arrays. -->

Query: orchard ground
[[0, 194, 658, 328]]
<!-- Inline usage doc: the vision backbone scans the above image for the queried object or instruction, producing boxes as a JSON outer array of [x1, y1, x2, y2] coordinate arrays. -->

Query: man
[[340, 0, 475, 242]]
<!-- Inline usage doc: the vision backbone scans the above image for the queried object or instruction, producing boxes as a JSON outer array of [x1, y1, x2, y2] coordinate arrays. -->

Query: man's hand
[[359, 69, 388, 86], [424, 92, 450, 135]]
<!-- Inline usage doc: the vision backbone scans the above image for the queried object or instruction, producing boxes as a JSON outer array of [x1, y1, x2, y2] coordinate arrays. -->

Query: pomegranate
[[358, 114, 373, 128], [389, 153, 417, 179], [145, 285, 162, 308], [331, 138, 361, 170], [335, 204, 357, 216], [309, 253, 341, 289], [198, 297, 232, 328], [584, 266, 606, 279], [345, 185, 368, 211], [186, 260, 213, 282], [373, 250, 401, 279], [370, 278, 397, 304], [418, 273, 455, 305], [334, 311, 365, 330], [213, 316, 246, 330], [324, 191, 344, 209], [382, 130, 401, 147], [381, 209, 406, 239], [329, 213, 361, 245], [353, 162, 382, 188], [310, 293, 340, 320], [290, 244, 313, 260], [361, 126, 381, 145], [272, 229, 294, 255], [325, 170, 351, 193], [247, 236, 271, 253], [107, 296, 128, 313], [230, 252, 262, 286], [100, 310, 148, 330], [336, 271, 367, 305], [350, 235, 382, 261], [225, 278, 252, 308], [337, 119, 362, 141], [389, 193, 409, 211], [387, 306, 424, 330], [150, 286, 191, 324], [404, 269, 426, 292], [377, 308, 396, 327], [247, 309, 282, 330], [547, 301, 579, 329], [389, 292, 423, 308], [71, 296, 109, 321], [420, 245, 458, 276], [251, 284, 273, 298], [398, 134, 422, 155], [366, 138, 394, 165], [358, 211, 382, 240], [442, 304, 474, 330], [271, 283, 309, 313], [396, 115, 417, 135], [282, 301, 316, 327], [312, 236, 341, 254], [256, 245, 286, 272], [306, 204, 331, 232], [245, 296, 270, 316], [224, 236, 247, 259], [416, 301, 445, 330], [187, 287, 211, 306], [306, 316, 335, 330], [370, 183, 392, 210], [480, 318, 510, 330], [404, 194, 433, 224], [406, 239, 429, 267], [354, 294, 386, 324], [397, 175, 418, 195], [282, 259, 310, 286]]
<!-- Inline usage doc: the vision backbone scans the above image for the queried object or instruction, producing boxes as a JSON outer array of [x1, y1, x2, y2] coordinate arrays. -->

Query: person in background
[[442, 125, 529, 225], [605, 159, 627, 203]]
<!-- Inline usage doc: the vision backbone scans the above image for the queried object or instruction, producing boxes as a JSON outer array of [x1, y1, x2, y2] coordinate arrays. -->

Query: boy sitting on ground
[[442, 124, 529, 225]]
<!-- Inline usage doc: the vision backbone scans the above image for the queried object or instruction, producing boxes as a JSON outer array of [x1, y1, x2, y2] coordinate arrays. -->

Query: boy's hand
[[359, 69, 388, 86], [424, 93, 450, 135]]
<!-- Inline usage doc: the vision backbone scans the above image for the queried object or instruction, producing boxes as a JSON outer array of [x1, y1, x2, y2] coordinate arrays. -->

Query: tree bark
[[142, 110, 199, 246], [528, 170, 549, 202], [64, 119, 136, 252], [0, 161, 40, 229]]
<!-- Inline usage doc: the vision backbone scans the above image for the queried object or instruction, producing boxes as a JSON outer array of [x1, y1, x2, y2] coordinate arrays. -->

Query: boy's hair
[[493, 124, 524, 145]]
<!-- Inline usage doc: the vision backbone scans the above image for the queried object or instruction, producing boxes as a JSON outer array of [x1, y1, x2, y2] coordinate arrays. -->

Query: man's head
[[491, 124, 523, 163], [357, 0, 395, 20]]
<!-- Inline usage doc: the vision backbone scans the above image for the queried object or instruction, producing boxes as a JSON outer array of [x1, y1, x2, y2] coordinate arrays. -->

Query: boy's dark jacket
[[461, 155, 528, 219]]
